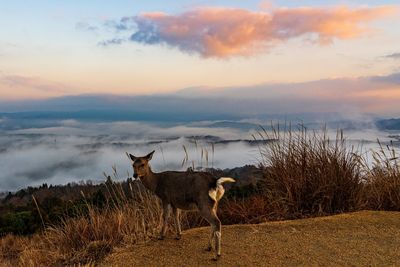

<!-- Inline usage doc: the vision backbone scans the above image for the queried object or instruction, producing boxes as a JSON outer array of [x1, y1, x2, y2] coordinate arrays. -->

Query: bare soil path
[[103, 211, 400, 266]]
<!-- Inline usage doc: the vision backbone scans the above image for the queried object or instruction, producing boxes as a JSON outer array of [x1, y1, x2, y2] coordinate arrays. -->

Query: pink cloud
[[0, 74, 75, 100], [1, 75, 68, 93], [126, 6, 395, 58]]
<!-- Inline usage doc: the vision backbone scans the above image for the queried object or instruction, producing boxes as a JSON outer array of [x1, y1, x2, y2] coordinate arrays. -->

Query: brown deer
[[128, 150, 235, 260]]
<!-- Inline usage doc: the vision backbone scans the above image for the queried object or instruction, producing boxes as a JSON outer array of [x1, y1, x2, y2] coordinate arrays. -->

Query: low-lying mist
[[0, 119, 398, 192], [0, 120, 261, 191]]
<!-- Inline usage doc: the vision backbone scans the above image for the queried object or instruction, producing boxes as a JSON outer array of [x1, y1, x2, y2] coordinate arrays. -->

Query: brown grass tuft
[[0, 181, 163, 266], [0, 235, 26, 263], [362, 141, 400, 210], [257, 125, 364, 218]]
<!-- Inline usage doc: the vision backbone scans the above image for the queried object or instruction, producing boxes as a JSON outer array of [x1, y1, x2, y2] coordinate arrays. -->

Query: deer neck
[[141, 166, 158, 192]]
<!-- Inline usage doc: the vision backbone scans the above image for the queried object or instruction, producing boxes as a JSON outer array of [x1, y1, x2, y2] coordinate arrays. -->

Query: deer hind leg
[[172, 207, 182, 240], [159, 202, 170, 240], [200, 204, 222, 260], [206, 228, 213, 251]]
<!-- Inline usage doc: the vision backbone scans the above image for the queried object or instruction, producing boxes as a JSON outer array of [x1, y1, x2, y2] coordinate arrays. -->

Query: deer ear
[[127, 153, 137, 162], [145, 150, 155, 161]]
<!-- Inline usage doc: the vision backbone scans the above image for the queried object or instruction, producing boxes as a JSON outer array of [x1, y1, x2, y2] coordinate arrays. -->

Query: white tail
[[217, 177, 235, 186], [209, 177, 235, 202]]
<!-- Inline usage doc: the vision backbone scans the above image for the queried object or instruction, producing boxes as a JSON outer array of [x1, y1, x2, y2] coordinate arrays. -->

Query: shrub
[[0, 211, 36, 235], [362, 141, 400, 210], [257, 125, 364, 218]]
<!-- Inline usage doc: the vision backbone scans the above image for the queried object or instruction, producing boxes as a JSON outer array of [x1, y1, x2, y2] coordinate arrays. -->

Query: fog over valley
[[0, 119, 260, 191], [0, 116, 399, 192]]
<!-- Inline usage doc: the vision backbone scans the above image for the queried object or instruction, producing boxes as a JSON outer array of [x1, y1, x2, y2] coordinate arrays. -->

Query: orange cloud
[[125, 6, 395, 58]]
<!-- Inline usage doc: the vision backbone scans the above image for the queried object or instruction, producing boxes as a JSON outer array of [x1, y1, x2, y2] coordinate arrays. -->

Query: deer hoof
[[158, 236, 165, 240], [205, 246, 212, 252], [212, 255, 221, 261], [175, 235, 181, 240]]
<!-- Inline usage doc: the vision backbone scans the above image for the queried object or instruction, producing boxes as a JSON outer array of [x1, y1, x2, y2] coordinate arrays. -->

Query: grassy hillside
[[104, 211, 400, 267]]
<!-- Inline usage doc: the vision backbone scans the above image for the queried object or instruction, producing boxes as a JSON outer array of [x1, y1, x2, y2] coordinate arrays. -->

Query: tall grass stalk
[[258, 124, 364, 218], [362, 140, 400, 210]]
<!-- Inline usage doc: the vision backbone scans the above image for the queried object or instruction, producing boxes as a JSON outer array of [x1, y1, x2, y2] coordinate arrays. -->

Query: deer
[[128, 150, 235, 260]]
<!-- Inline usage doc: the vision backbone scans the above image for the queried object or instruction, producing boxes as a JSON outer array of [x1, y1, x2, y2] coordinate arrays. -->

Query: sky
[[1, 1, 400, 190], [1, 0, 400, 115]]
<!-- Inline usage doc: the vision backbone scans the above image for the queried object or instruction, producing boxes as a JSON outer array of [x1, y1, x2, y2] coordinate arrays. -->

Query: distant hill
[[376, 118, 400, 130], [205, 121, 261, 130], [0, 94, 379, 126]]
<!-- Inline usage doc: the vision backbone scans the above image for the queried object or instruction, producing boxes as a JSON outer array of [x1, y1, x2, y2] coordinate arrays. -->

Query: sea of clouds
[[0, 119, 398, 192], [0, 120, 261, 191]]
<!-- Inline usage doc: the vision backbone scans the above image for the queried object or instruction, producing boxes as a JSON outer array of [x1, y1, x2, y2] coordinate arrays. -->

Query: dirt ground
[[103, 211, 400, 267]]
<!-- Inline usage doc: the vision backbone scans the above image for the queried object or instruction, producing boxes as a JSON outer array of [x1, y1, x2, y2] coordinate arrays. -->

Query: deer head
[[128, 150, 155, 179]]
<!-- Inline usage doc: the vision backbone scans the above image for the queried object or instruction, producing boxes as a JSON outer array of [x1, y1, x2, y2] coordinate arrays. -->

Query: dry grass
[[362, 141, 400, 210], [0, 235, 27, 264], [256, 125, 364, 219], [218, 195, 271, 224], [0, 181, 163, 266]]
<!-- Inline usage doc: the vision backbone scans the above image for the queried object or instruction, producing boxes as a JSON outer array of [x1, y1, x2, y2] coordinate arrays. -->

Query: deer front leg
[[172, 207, 182, 240], [159, 202, 170, 240]]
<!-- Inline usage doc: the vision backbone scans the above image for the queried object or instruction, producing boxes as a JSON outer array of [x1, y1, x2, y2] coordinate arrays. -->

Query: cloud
[[175, 72, 400, 115], [104, 17, 136, 31], [98, 38, 126, 46], [1, 75, 66, 93], [2, 72, 400, 117], [103, 6, 395, 58], [384, 52, 400, 59], [75, 21, 99, 32], [0, 74, 75, 99], [369, 72, 400, 84]]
